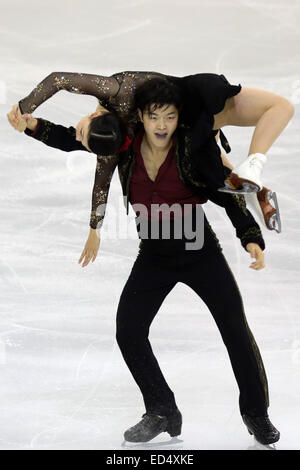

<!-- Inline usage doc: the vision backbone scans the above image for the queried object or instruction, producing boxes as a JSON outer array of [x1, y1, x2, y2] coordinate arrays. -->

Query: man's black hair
[[87, 111, 126, 155], [134, 78, 183, 115]]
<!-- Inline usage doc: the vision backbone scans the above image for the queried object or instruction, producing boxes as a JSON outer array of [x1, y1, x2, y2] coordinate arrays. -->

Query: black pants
[[116, 216, 269, 417]]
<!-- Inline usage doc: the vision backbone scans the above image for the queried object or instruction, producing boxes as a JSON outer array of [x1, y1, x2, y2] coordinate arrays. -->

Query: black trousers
[[116, 216, 269, 417]]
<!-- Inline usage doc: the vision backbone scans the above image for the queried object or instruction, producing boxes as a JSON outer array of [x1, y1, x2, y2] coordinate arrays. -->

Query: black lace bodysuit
[[19, 71, 242, 229], [19, 71, 167, 135]]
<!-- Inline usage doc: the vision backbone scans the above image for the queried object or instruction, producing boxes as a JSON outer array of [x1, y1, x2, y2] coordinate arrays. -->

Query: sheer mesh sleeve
[[19, 72, 119, 114], [90, 154, 118, 230], [110, 71, 167, 135], [18, 70, 167, 138], [23, 117, 117, 230]]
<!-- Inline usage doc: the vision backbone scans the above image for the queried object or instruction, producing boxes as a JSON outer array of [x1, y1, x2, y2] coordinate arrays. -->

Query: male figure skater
[[8, 79, 280, 446]]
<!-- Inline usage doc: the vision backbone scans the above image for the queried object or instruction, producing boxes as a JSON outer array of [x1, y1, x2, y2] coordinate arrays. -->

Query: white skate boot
[[245, 187, 281, 233], [218, 153, 267, 194]]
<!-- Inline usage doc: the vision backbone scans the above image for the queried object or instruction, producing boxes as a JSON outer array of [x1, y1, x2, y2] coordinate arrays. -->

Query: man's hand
[[246, 243, 265, 270], [78, 229, 100, 267]]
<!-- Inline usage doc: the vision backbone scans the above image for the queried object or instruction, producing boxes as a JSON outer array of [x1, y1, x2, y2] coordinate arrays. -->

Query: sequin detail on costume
[[110, 71, 167, 135], [221, 255, 269, 408], [90, 155, 118, 229], [39, 120, 52, 143], [18, 70, 166, 134], [205, 219, 223, 252], [231, 193, 248, 216], [241, 226, 262, 248]]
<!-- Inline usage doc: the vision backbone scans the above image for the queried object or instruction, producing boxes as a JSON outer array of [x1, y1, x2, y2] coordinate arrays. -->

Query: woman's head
[[134, 78, 183, 148], [76, 104, 126, 155]]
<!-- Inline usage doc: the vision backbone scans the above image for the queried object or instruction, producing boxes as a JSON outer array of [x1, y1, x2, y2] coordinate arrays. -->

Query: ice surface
[[0, 0, 299, 450]]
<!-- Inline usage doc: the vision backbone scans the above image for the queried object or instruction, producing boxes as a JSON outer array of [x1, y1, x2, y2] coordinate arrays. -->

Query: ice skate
[[242, 414, 280, 445], [124, 409, 182, 443], [218, 153, 267, 194], [245, 187, 281, 233]]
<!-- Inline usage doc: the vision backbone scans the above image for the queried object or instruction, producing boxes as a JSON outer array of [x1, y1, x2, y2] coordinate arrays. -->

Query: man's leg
[[180, 246, 269, 417], [116, 250, 179, 416]]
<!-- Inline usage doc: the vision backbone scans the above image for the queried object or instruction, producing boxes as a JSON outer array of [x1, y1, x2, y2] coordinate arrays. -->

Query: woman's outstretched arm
[[78, 154, 118, 268], [7, 106, 118, 267], [19, 71, 119, 114]]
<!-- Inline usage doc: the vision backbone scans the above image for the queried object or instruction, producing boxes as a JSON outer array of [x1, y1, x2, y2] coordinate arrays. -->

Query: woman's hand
[[7, 104, 38, 133], [246, 243, 265, 270], [78, 229, 100, 267], [7, 104, 27, 131]]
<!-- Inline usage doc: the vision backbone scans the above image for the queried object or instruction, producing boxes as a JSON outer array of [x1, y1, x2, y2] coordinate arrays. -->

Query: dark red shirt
[[129, 129, 208, 220]]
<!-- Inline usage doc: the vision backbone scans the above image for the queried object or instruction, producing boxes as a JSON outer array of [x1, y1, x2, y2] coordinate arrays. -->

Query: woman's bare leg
[[220, 152, 234, 170], [215, 132, 280, 231]]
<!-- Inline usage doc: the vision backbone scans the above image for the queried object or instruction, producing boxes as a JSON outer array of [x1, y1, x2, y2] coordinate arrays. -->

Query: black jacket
[[25, 118, 265, 251]]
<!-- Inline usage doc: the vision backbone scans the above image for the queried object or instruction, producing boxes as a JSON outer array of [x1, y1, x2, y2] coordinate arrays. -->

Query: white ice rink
[[1, 0, 299, 450]]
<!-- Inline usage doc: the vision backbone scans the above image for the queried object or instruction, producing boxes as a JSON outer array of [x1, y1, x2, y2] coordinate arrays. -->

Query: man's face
[[75, 105, 109, 151], [138, 104, 179, 148]]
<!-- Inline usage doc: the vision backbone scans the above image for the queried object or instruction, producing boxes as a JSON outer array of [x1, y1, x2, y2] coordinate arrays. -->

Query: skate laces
[[129, 414, 153, 431], [141, 413, 165, 422], [248, 153, 267, 164], [248, 156, 264, 170], [254, 417, 276, 433], [249, 158, 258, 167]]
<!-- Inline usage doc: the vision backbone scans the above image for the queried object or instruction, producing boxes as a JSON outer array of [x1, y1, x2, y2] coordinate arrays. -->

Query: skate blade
[[244, 192, 266, 228], [122, 436, 182, 447], [218, 182, 260, 194], [267, 192, 281, 233], [257, 189, 281, 233], [218, 173, 260, 194]]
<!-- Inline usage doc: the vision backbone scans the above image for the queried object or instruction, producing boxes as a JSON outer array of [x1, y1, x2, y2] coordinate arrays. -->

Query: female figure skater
[[8, 79, 280, 445], [14, 69, 294, 226], [8, 65, 292, 267]]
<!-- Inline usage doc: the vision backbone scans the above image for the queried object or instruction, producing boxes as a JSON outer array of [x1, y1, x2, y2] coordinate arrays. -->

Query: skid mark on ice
[[29, 339, 118, 448], [237, 0, 300, 38], [270, 286, 299, 339], [9, 323, 107, 342], [74, 342, 100, 382], [0, 28, 52, 48], [39, 20, 152, 48], [0, 258, 28, 293], [29, 422, 102, 449], [18, 212, 56, 234]]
